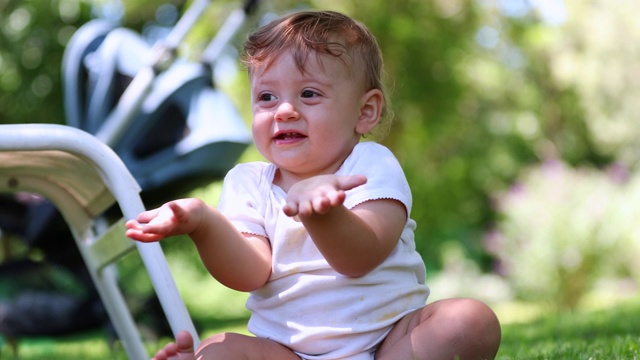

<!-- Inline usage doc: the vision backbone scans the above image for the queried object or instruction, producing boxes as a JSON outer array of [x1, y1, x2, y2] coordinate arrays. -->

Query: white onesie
[[217, 142, 430, 360]]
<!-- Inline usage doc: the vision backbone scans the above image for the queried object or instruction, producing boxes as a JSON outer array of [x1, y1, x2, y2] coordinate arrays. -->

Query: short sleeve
[[338, 142, 412, 215], [217, 162, 270, 237]]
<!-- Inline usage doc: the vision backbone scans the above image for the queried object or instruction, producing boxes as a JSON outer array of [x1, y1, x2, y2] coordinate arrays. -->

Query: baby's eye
[[301, 89, 318, 98], [258, 93, 276, 102]]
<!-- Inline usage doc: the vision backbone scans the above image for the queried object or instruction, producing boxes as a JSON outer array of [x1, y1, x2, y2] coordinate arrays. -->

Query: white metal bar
[[0, 124, 200, 354]]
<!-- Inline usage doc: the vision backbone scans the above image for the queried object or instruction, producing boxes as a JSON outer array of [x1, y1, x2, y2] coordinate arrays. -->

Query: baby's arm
[[285, 175, 406, 277], [126, 198, 271, 292]]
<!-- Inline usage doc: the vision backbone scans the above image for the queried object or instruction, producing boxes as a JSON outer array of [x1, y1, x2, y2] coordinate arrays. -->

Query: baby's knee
[[436, 298, 501, 355], [444, 299, 498, 330]]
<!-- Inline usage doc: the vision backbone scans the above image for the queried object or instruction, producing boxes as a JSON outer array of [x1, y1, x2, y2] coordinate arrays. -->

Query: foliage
[[0, 0, 92, 125], [545, 0, 640, 169], [489, 160, 640, 309]]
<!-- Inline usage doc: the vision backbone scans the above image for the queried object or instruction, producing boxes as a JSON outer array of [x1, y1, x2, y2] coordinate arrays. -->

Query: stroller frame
[[0, 124, 199, 359]]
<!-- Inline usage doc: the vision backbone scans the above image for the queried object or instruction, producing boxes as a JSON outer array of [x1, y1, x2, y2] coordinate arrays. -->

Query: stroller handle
[[201, 0, 260, 66], [163, 0, 212, 51], [95, 0, 214, 146]]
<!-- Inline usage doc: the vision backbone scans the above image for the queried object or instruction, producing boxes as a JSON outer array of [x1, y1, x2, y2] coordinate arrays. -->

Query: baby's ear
[[356, 89, 383, 135]]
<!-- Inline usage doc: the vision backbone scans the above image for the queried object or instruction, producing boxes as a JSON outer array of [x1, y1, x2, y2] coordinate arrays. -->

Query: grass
[[496, 297, 640, 359], [3, 293, 640, 359]]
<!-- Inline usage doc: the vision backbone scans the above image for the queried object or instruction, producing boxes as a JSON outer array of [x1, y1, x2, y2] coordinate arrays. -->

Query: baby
[[126, 10, 501, 360]]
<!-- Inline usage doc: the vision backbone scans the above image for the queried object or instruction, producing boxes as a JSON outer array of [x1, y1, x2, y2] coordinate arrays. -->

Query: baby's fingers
[[283, 202, 298, 217], [125, 227, 166, 242], [167, 201, 188, 221], [326, 189, 346, 208], [337, 174, 367, 191], [297, 199, 315, 217], [311, 194, 334, 215], [135, 208, 160, 224], [284, 199, 315, 217], [125, 219, 165, 242]]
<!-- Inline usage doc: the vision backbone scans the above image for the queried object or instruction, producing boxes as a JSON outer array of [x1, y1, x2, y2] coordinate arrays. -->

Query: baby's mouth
[[275, 132, 306, 140]]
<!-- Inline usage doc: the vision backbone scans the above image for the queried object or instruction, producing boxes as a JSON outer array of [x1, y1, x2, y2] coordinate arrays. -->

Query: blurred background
[[1, 0, 640, 356]]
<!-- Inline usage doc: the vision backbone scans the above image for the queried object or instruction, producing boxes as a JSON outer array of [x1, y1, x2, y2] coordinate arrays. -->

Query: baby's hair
[[242, 10, 392, 139]]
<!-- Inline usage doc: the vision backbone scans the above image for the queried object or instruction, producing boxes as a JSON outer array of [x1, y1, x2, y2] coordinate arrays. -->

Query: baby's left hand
[[283, 174, 367, 218]]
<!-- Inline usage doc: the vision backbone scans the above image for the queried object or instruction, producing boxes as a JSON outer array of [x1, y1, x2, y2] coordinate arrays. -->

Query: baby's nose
[[275, 102, 299, 121]]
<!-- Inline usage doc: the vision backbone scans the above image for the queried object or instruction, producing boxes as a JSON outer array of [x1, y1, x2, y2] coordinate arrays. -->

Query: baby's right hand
[[283, 174, 367, 218], [125, 198, 204, 242]]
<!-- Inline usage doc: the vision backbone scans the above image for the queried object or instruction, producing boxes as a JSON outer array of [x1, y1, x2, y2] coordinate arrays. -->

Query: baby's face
[[250, 50, 370, 185]]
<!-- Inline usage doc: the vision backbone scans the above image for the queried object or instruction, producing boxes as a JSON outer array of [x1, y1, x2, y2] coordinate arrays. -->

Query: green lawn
[[496, 298, 640, 359], [4, 294, 640, 359]]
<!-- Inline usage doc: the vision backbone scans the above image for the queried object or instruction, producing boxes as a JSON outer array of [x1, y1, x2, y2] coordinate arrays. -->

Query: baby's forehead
[[250, 48, 358, 80]]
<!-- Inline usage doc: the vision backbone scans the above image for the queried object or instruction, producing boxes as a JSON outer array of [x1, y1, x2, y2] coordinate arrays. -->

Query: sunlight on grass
[[493, 278, 640, 325], [493, 301, 548, 325], [497, 295, 640, 359], [7, 331, 123, 360]]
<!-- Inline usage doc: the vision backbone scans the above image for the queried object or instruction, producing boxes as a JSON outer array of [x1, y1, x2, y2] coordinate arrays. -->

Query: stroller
[[0, 0, 257, 356]]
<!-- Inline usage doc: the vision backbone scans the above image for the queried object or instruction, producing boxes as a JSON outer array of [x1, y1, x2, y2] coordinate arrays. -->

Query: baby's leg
[[375, 298, 501, 360], [197, 332, 300, 359], [153, 330, 300, 360]]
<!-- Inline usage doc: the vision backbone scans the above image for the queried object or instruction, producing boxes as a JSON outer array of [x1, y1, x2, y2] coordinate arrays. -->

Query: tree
[[0, 1, 92, 125]]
